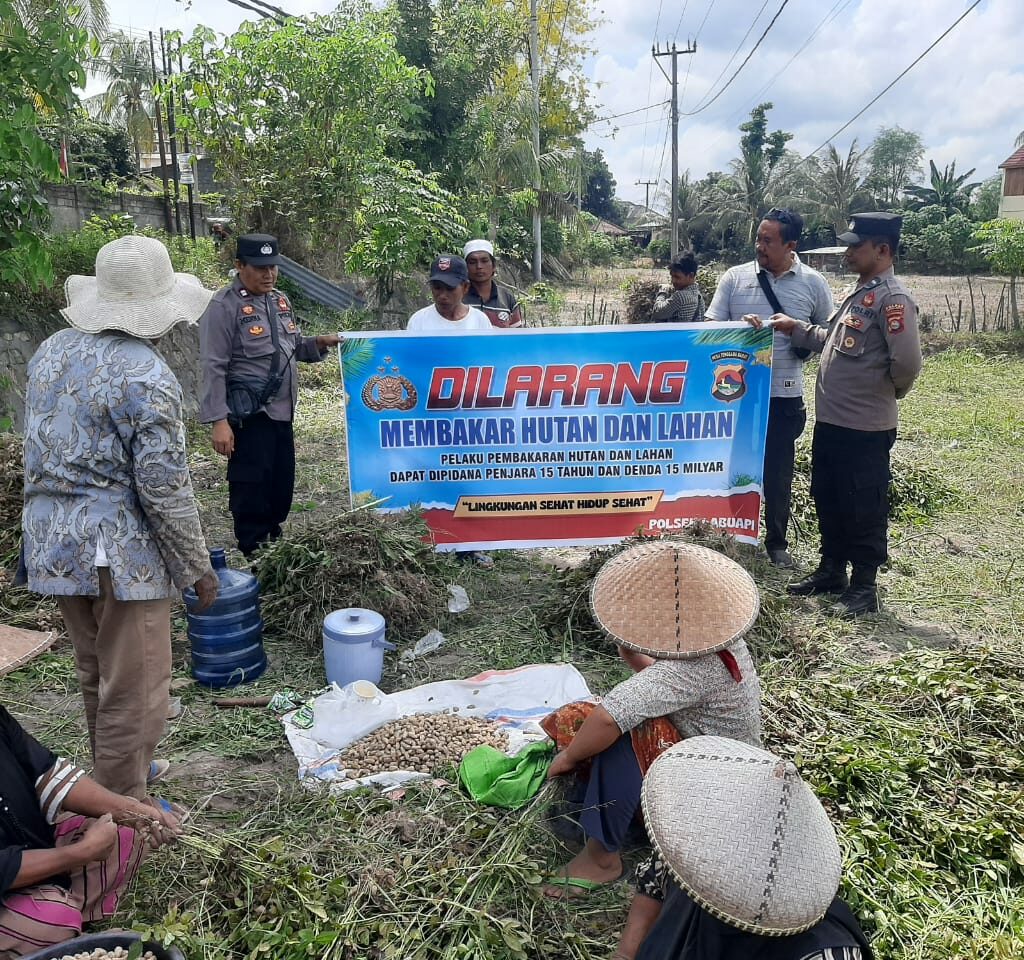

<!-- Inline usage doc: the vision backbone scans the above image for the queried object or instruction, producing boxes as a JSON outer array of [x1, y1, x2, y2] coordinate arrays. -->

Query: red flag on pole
[[58, 138, 69, 178]]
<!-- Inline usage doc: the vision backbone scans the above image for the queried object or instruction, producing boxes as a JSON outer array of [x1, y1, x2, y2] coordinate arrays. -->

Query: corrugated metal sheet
[[278, 255, 366, 311]]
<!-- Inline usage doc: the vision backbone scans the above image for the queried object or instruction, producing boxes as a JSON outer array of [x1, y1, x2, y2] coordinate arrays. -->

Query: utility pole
[[529, 0, 542, 281], [160, 29, 182, 236], [177, 39, 197, 241], [635, 179, 658, 214], [653, 41, 697, 260], [149, 32, 173, 234]]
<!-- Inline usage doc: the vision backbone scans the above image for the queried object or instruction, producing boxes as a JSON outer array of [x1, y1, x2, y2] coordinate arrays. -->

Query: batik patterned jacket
[[22, 329, 210, 601]]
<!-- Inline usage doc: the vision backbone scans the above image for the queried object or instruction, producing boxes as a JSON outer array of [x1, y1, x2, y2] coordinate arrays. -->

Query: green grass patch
[[2, 334, 1024, 959]]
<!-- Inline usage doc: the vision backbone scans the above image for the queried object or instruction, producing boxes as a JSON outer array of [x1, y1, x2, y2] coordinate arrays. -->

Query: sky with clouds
[[101, 0, 1020, 210]]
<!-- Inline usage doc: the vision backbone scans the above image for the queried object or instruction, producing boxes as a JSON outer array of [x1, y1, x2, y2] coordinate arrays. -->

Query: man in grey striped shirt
[[705, 209, 834, 567]]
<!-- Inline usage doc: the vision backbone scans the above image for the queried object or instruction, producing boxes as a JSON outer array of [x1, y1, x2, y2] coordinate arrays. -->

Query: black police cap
[[837, 213, 902, 245], [236, 233, 280, 266]]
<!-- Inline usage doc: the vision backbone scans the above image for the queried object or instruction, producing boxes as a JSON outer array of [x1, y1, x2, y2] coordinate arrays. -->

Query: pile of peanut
[[53, 948, 159, 960], [342, 711, 507, 777]]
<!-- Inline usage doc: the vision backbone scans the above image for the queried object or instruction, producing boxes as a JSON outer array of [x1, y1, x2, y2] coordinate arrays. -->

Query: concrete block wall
[[44, 184, 210, 237]]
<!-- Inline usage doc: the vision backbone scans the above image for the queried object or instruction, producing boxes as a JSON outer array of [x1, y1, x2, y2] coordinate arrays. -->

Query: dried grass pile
[[0, 433, 23, 563], [538, 523, 795, 662], [624, 279, 662, 324], [254, 507, 455, 647]]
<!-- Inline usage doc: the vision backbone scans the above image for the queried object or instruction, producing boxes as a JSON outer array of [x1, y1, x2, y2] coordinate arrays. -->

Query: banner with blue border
[[340, 323, 773, 549]]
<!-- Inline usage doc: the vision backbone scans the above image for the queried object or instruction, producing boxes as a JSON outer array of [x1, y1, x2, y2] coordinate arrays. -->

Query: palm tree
[[461, 84, 578, 249], [806, 140, 868, 241], [86, 32, 155, 173], [904, 159, 982, 216], [13, 0, 107, 35]]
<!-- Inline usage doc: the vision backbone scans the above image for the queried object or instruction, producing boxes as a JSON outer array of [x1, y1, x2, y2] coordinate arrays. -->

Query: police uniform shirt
[[463, 282, 522, 328], [705, 255, 834, 399], [789, 267, 922, 432], [199, 276, 326, 424]]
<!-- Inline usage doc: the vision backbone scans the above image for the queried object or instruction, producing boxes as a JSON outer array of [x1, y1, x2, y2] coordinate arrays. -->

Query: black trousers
[[810, 421, 896, 571], [762, 396, 807, 553], [227, 413, 296, 557]]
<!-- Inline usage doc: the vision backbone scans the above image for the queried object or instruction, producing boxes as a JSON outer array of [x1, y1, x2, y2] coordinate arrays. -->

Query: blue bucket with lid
[[322, 608, 395, 687]]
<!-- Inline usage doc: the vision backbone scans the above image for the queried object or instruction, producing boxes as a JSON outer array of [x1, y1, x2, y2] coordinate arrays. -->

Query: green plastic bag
[[458, 740, 554, 809]]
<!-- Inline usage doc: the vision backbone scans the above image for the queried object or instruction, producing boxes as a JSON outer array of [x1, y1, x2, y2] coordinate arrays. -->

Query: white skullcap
[[463, 239, 495, 258]]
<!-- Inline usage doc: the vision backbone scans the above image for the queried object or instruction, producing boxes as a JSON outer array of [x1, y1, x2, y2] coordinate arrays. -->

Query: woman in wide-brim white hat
[[540, 540, 763, 899], [61, 233, 213, 339], [625, 737, 873, 960]]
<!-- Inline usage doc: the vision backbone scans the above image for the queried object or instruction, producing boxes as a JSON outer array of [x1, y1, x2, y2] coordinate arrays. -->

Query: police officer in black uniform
[[199, 234, 341, 557]]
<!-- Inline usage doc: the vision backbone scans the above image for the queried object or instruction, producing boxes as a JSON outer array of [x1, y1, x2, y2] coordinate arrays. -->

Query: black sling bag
[[755, 269, 811, 360]]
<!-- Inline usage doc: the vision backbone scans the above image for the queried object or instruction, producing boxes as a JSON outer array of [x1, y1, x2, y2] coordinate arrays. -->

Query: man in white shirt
[[408, 255, 493, 331], [705, 209, 834, 568]]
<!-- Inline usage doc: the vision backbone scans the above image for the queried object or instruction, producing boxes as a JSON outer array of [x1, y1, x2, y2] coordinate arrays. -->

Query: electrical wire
[[678, 0, 716, 105], [686, 0, 851, 160], [681, 0, 791, 116], [692, 0, 770, 108], [671, 0, 690, 43], [800, 0, 982, 161], [590, 100, 672, 125]]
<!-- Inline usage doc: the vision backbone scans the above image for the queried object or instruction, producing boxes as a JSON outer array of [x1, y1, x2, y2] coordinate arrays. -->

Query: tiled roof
[[999, 146, 1024, 170]]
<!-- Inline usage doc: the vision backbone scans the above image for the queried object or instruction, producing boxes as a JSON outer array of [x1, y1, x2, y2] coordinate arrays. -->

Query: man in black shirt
[[462, 238, 523, 327]]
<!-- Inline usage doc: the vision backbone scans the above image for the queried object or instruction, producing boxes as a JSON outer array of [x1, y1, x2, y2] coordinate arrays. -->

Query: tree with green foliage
[[970, 175, 1002, 222], [901, 205, 983, 273], [0, 0, 89, 286], [345, 158, 466, 317], [86, 32, 155, 173], [700, 103, 793, 250], [805, 140, 869, 240], [39, 113, 134, 181], [865, 125, 924, 208], [972, 217, 1024, 328], [904, 159, 981, 216], [580, 148, 619, 224], [13, 0, 106, 34], [172, 12, 426, 265]]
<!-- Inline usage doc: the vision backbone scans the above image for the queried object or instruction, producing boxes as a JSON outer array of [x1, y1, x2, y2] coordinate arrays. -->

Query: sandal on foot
[[147, 759, 170, 784], [542, 874, 606, 900]]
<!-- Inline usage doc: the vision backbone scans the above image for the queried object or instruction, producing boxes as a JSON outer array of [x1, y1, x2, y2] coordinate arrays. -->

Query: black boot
[[832, 566, 880, 618], [787, 558, 849, 596]]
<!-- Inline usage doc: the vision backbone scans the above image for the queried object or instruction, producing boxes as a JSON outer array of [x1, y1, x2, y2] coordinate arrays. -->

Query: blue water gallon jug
[[183, 548, 267, 688], [322, 608, 395, 687]]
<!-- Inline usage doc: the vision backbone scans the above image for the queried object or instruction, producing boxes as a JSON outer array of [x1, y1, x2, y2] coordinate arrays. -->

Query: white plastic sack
[[307, 681, 399, 751], [284, 662, 594, 792]]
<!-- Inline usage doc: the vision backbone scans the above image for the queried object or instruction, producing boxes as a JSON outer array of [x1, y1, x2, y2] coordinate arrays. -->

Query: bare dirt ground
[[536, 264, 1015, 334]]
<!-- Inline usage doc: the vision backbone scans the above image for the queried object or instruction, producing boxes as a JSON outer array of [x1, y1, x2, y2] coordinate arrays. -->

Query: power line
[[800, 0, 982, 161], [671, 0, 691, 42], [681, 0, 791, 116], [678, 0, 716, 106], [686, 0, 850, 160], [692, 0, 770, 108], [590, 100, 672, 125]]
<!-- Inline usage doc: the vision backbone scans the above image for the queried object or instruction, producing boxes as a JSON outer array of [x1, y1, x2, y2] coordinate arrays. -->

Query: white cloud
[[583, 0, 1022, 207], [98, 0, 1021, 210]]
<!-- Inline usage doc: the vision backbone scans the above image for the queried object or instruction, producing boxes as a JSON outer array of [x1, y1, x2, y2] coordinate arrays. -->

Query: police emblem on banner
[[362, 358, 418, 411], [711, 364, 747, 402]]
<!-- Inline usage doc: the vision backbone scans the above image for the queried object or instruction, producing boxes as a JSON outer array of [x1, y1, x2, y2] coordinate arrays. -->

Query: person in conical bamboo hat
[[540, 540, 763, 899], [621, 736, 873, 960]]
